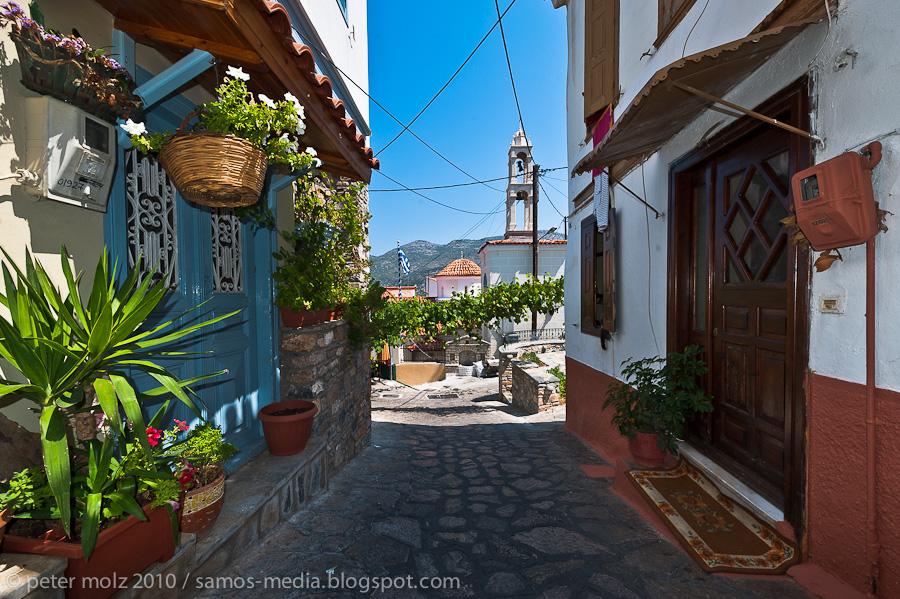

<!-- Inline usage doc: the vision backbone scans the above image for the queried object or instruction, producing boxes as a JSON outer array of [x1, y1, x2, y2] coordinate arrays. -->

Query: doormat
[[426, 393, 459, 400], [626, 460, 799, 574]]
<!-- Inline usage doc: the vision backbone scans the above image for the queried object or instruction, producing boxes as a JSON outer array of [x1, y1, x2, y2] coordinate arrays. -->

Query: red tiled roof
[[477, 239, 567, 253], [436, 258, 481, 277], [258, 1, 378, 172]]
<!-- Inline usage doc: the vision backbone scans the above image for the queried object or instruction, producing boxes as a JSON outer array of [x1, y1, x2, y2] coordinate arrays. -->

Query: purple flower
[[41, 32, 60, 43], [18, 16, 38, 31]]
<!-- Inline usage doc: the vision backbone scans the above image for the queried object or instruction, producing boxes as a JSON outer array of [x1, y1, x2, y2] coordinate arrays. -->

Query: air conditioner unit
[[25, 96, 116, 212]]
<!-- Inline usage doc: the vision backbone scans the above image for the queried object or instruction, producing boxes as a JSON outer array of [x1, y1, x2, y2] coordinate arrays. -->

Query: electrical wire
[[641, 164, 661, 357], [373, 170, 502, 215], [291, 25, 505, 193], [682, 0, 711, 58], [539, 180, 566, 219], [494, 0, 529, 144], [375, 0, 520, 158], [416, 199, 507, 277], [370, 167, 566, 192]]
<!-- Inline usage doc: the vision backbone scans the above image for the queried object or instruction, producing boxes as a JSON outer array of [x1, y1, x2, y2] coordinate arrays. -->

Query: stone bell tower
[[505, 125, 534, 239]]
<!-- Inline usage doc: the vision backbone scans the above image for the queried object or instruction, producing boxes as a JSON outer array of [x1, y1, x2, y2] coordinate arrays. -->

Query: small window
[[580, 210, 617, 338], [656, 0, 697, 47]]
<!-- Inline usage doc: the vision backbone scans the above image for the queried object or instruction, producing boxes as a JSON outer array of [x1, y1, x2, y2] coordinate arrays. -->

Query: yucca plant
[[0, 246, 240, 544]]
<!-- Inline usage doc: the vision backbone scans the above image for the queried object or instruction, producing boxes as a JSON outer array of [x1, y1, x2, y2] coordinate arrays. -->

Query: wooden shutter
[[581, 215, 597, 329], [657, 0, 697, 46], [584, 0, 619, 119], [601, 208, 616, 332]]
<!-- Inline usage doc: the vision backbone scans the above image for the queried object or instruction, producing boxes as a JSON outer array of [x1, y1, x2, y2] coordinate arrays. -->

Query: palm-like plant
[[0, 247, 239, 540]]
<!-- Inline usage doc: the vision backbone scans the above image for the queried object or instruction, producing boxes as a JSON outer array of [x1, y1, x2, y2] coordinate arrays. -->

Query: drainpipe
[[866, 237, 879, 597]]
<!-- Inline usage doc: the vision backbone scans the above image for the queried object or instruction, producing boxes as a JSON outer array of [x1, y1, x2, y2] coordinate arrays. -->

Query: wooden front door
[[670, 86, 810, 524]]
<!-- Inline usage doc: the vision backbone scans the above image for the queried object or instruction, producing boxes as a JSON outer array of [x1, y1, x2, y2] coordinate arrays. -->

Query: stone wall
[[498, 341, 565, 404], [280, 320, 371, 473], [511, 360, 563, 414]]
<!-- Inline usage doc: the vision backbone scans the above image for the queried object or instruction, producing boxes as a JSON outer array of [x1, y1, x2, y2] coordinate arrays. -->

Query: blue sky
[[366, 0, 569, 256]]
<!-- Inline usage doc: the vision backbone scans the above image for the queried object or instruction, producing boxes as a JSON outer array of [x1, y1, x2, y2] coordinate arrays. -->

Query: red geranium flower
[[146, 427, 162, 446]]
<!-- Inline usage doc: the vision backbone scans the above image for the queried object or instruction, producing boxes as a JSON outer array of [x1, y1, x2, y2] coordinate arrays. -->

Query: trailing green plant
[[548, 365, 566, 398], [122, 65, 318, 171], [0, 247, 238, 540], [602, 345, 713, 455], [372, 275, 565, 348], [273, 175, 369, 312]]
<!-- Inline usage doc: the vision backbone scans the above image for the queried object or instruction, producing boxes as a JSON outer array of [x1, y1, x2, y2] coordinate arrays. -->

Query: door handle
[[713, 327, 718, 337]]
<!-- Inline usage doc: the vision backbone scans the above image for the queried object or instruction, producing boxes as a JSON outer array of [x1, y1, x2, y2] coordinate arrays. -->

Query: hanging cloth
[[593, 168, 610, 231]]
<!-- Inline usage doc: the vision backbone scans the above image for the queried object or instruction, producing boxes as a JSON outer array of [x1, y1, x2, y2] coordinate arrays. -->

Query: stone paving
[[199, 377, 813, 598]]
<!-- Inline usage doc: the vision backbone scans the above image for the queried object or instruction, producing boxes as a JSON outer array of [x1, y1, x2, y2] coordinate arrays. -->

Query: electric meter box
[[25, 96, 117, 212], [791, 142, 881, 251]]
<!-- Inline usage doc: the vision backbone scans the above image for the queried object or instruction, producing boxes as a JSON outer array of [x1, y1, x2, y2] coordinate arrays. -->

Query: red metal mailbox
[[792, 141, 882, 250]]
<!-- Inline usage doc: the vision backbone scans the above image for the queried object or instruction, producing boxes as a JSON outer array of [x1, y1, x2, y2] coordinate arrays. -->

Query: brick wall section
[[280, 320, 371, 473], [511, 360, 562, 414]]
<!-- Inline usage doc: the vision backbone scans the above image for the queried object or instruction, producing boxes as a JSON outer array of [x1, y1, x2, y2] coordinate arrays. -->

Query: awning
[[574, 22, 817, 176], [94, 0, 378, 182]]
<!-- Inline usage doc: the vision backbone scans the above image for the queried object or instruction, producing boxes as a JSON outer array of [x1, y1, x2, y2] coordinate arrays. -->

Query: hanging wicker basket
[[158, 111, 268, 208]]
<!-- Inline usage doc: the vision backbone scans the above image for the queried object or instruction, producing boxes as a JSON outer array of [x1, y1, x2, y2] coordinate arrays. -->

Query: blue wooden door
[[105, 91, 274, 459]]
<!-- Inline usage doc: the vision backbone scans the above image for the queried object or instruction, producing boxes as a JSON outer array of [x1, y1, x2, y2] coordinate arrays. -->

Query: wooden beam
[[228, 0, 372, 182], [114, 18, 263, 67], [671, 82, 820, 142]]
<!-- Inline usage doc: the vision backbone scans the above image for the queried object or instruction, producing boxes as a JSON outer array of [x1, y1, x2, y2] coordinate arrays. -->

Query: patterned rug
[[626, 460, 800, 574]]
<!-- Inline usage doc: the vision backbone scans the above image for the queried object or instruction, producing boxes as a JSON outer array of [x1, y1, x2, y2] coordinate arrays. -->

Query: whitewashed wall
[[559, 0, 900, 391], [296, 0, 369, 127]]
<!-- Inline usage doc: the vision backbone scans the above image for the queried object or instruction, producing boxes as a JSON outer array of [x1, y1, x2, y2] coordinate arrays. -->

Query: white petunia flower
[[119, 119, 147, 136], [284, 92, 302, 112], [226, 65, 249, 81], [305, 147, 317, 158], [259, 94, 276, 109], [296, 122, 306, 136]]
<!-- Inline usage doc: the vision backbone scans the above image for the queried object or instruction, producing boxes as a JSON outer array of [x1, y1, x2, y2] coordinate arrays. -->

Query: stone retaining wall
[[498, 341, 565, 405], [511, 360, 563, 414], [280, 320, 372, 473]]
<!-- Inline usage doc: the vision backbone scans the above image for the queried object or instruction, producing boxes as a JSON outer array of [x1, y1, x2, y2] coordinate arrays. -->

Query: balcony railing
[[503, 328, 566, 345]]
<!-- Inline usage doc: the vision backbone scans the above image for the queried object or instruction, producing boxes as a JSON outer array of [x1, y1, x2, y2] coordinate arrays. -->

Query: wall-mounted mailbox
[[791, 141, 881, 250], [25, 96, 116, 212]]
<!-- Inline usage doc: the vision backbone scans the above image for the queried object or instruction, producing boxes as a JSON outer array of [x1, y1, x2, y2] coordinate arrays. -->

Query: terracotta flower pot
[[629, 432, 667, 468], [278, 306, 342, 328], [2, 505, 176, 599], [0, 507, 11, 549], [180, 468, 226, 538], [258, 400, 318, 456]]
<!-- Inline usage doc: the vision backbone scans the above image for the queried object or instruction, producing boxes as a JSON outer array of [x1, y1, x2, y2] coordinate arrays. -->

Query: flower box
[[2, 505, 176, 599], [10, 31, 142, 123], [278, 306, 343, 328]]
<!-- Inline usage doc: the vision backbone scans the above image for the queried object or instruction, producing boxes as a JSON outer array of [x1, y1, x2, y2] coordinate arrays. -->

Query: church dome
[[436, 258, 481, 277]]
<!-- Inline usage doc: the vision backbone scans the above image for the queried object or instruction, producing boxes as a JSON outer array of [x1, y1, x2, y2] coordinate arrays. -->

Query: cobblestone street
[[202, 377, 812, 598]]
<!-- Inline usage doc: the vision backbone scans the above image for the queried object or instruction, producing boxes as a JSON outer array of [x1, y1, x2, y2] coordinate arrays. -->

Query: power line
[[538, 180, 566, 219], [374, 170, 503, 215], [494, 0, 528, 143], [370, 166, 567, 192], [416, 199, 507, 276], [290, 25, 505, 193], [375, 0, 520, 158]]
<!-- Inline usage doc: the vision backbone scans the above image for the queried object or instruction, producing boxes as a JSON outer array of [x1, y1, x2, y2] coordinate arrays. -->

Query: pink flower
[[174, 419, 189, 432], [146, 427, 162, 446]]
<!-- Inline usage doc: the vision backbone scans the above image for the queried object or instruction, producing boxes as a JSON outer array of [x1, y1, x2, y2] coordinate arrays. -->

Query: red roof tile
[[436, 258, 481, 277], [258, 1, 378, 172], [477, 239, 567, 253]]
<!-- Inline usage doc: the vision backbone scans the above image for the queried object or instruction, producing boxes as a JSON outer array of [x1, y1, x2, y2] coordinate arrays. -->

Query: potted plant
[[0, 2, 142, 122], [123, 65, 318, 207], [0, 247, 236, 597], [164, 422, 237, 537], [0, 423, 182, 599], [603, 345, 714, 467], [257, 400, 319, 456], [273, 174, 370, 326]]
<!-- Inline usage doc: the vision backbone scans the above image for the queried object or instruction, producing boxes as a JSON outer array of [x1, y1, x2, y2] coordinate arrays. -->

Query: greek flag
[[398, 248, 411, 275]]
